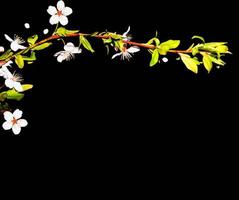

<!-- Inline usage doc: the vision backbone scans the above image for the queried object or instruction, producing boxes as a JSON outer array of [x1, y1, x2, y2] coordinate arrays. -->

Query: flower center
[[57, 10, 63, 16], [11, 117, 18, 125], [122, 47, 127, 52]]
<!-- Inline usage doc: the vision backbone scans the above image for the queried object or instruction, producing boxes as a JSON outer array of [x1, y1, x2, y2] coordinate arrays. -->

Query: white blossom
[[54, 42, 81, 62], [47, 1, 73, 26], [162, 57, 168, 63], [43, 29, 49, 35], [4, 34, 26, 52], [2, 109, 28, 135], [24, 23, 30, 29], [112, 46, 140, 61]]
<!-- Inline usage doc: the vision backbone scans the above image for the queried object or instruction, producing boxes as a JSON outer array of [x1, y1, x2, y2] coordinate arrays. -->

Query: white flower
[[43, 29, 49, 35], [2, 109, 28, 135], [47, 0, 73, 26], [122, 26, 132, 41], [112, 46, 140, 61], [54, 42, 81, 63], [0, 61, 13, 79], [0, 46, 4, 52], [162, 57, 168, 63], [24, 23, 30, 29], [4, 34, 27, 52]]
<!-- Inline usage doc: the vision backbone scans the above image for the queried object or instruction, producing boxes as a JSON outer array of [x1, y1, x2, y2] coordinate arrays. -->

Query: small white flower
[[4, 34, 27, 52], [24, 23, 30, 29], [54, 42, 81, 63], [2, 109, 28, 135], [0, 46, 4, 52], [0, 61, 13, 79], [47, 0, 73, 26], [112, 46, 140, 61], [43, 29, 49, 35], [162, 57, 168, 63]]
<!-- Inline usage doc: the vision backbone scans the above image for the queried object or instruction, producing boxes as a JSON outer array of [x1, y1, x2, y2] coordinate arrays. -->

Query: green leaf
[[27, 35, 38, 45], [204, 42, 227, 47], [80, 35, 95, 53], [22, 52, 36, 61], [158, 40, 180, 55], [56, 27, 79, 36], [179, 53, 198, 74], [210, 56, 225, 66], [147, 37, 160, 46], [192, 35, 205, 43], [15, 55, 24, 69], [150, 49, 159, 67], [22, 84, 33, 91], [103, 38, 112, 44], [0, 49, 13, 60], [6, 89, 24, 101], [192, 47, 199, 56], [0, 92, 8, 102], [32, 43, 52, 51], [202, 54, 213, 73], [215, 45, 229, 53]]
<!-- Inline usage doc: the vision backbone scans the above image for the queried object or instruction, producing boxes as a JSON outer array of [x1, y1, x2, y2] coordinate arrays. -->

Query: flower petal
[[47, 6, 57, 15], [64, 42, 75, 52], [18, 119, 28, 127], [14, 82, 23, 92], [112, 52, 123, 59], [57, 55, 64, 62], [127, 46, 140, 53], [4, 34, 13, 42], [12, 124, 21, 135], [5, 79, 14, 89], [123, 26, 131, 37], [10, 41, 20, 52], [13, 109, 23, 120], [72, 48, 82, 54], [3, 111, 13, 121], [0, 46, 4, 52], [62, 7, 73, 16], [59, 15, 68, 26], [2, 121, 12, 130], [17, 44, 27, 50], [50, 15, 59, 25], [57, 0, 65, 11]]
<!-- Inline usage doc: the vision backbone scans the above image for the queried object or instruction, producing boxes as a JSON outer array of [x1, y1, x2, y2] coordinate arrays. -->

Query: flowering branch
[[0, 0, 231, 135]]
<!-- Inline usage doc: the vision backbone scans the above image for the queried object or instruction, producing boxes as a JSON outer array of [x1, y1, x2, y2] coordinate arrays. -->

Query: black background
[[0, 0, 238, 144]]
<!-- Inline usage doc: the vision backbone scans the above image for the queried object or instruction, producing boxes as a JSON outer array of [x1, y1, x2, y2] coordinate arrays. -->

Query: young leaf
[[179, 53, 198, 74], [192, 35, 205, 43], [0, 92, 8, 102], [0, 49, 13, 60], [6, 89, 24, 101], [22, 52, 36, 61], [56, 27, 79, 36], [22, 84, 33, 91], [15, 55, 24, 69], [158, 40, 180, 55], [210, 56, 225, 66], [147, 38, 160, 46], [32, 43, 52, 51], [150, 49, 159, 67], [80, 35, 95, 53], [215, 45, 229, 53], [27, 35, 38, 45], [202, 54, 213, 73]]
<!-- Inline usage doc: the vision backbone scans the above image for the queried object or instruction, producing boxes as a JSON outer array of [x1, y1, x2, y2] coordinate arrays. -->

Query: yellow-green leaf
[[202, 54, 213, 73], [32, 43, 52, 51], [150, 49, 159, 67], [15, 55, 24, 69], [6, 90, 24, 101], [0, 49, 13, 60], [22, 84, 33, 91], [179, 53, 198, 74], [192, 35, 205, 43], [215, 45, 229, 53], [80, 35, 95, 53], [27, 35, 38, 45], [56, 27, 79, 36]]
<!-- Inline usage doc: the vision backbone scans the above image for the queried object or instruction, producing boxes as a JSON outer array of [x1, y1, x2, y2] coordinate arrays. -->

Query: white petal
[[127, 46, 140, 53], [112, 52, 122, 59], [17, 44, 27, 50], [50, 15, 59, 25], [57, 0, 65, 11], [123, 26, 131, 37], [64, 42, 75, 52], [59, 15, 68, 26], [62, 7, 73, 16], [47, 6, 57, 15], [12, 124, 21, 135], [13, 109, 23, 120], [0, 46, 4, 52], [24, 23, 30, 29], [5, 79, 14, 89], [43, 29, 49, 35], [3, 111, 13, 121], [57, 55, 64, 62], [162, 57, 168, 63], [4, 34, 13, 42], [18, 119, 28, 127], [10, 41, 20, 51], [72, 48, 82, 54], [14, 82, 23, 92], [1, 66, 12, 78], [2, 121, 12, 130]]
